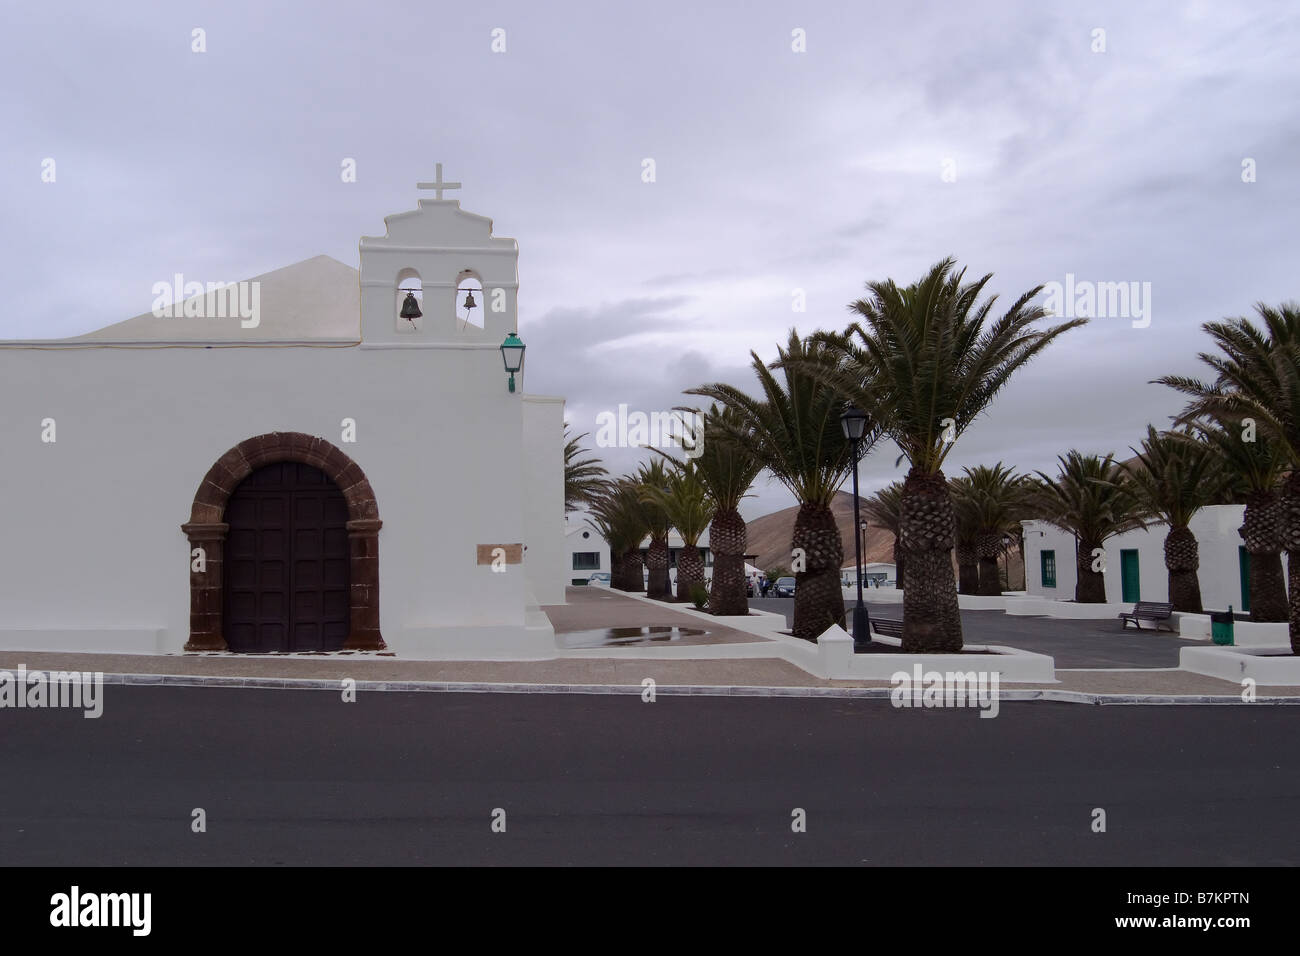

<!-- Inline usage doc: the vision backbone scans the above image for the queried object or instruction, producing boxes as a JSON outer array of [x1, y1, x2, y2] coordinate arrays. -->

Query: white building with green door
[[1021, 505, 1279, 612]]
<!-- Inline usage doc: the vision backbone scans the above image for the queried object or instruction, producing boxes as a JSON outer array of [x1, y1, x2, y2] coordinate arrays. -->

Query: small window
[[573, 552, 600, 570], [582, 531, 590, 539], [1041, 550, 1057, 588]]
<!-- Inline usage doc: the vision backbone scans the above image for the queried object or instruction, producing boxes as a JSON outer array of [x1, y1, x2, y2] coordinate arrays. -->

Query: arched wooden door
[[223, 462, 350, 652]]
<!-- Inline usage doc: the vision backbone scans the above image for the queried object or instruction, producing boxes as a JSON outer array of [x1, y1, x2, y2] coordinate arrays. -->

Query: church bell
[[462, 290, 477, 312], [400, 291, 422, 320]]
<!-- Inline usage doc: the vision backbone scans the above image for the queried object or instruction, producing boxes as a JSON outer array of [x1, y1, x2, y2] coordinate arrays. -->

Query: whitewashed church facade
[[0, 173, 565, 658]]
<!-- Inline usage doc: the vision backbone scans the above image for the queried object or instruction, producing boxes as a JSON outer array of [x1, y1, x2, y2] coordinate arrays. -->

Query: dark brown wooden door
[[224, 462, 350, 652]]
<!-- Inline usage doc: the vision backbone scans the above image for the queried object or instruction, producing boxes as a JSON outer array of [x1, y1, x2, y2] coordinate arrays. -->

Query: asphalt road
[[1, 686, 1295, 865], [748, 597, 1203, 668]]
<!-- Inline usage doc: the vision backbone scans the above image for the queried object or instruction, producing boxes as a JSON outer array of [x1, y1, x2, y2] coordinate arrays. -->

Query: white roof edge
[[0, 339, 362, 349]]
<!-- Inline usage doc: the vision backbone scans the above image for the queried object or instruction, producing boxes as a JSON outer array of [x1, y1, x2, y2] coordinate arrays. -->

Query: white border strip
[[97, 672, 1300, 704]]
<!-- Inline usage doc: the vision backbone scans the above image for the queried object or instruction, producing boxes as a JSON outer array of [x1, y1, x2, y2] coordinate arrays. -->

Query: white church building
[[0, 170, 566, 658]]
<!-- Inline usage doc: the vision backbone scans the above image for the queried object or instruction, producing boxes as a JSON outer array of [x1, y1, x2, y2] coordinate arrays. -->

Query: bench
[[1119, 601, 1175, 632], [872, 617, 904, 638]]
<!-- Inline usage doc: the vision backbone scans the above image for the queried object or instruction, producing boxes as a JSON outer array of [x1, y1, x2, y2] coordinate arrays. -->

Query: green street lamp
[[500, 331, 526, 393]]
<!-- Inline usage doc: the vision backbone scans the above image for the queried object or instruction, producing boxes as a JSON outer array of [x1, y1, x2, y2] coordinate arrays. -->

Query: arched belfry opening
[[455, 270, 484, 329], [396, 268, 424, 332], [182, 432, 384, 652]]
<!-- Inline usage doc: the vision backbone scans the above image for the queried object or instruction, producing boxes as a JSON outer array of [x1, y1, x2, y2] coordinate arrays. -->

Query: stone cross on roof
[[416, 163, 462, 200]]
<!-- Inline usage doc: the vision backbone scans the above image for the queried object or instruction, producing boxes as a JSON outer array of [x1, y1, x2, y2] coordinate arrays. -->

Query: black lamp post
[[840, 406, 871, 650], [859, 519, 869, 586]]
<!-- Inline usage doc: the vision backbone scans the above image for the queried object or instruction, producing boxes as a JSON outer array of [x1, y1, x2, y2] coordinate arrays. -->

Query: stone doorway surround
[[182, 432, 384, 651]]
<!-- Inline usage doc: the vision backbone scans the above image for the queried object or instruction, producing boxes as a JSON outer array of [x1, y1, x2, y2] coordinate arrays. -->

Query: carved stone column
[[181, 522, 229, 651], [344, 518, 385, 649]]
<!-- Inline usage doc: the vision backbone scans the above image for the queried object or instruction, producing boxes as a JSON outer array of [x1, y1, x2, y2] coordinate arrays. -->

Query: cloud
[[3, 0, 1298, 517]]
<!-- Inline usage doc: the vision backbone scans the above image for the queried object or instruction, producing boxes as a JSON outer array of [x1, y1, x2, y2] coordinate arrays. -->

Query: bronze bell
[[400, 291, 422, 320], [462, 290, 477, 311]]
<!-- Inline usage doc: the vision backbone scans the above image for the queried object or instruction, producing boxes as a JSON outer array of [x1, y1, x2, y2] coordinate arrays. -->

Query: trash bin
[[1210, 606, 1235, 646]]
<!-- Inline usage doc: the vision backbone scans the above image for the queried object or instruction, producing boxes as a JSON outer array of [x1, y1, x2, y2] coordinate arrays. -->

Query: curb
[[94, 672, 1300, 705]]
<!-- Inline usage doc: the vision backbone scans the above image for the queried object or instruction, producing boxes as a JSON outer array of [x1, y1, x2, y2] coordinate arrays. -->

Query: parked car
[[588, 572, 611, 587], [774, 576, 796, 598]]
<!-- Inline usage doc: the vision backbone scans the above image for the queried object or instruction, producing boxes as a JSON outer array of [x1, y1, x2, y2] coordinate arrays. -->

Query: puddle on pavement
[[559, 625, 707, 648]]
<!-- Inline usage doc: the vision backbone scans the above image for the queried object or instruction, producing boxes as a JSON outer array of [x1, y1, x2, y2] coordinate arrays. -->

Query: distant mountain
[[746, 491, 897, 571], [745, 490, 1025, 585]]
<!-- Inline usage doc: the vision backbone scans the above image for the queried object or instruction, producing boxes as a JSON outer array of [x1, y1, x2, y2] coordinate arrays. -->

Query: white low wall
[[957, 594, 1017, 610], [1002, 597, 1133, 619], [1174, 613, 1289, 647], [610, 591, 1056, 682], [1180, 645, 1300, 685], [842, 586, 903, 604], [818, 628, 1056, 682]]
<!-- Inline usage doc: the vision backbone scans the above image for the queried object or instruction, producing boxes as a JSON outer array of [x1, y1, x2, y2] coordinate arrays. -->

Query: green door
[[1120, 549, 1140, 603], [1239, 546, 1251, 613]]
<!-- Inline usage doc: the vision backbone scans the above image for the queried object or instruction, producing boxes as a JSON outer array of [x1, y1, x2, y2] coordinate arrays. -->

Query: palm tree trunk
[[791, 502, 845, 641], [623, 547, 645, 592], [894, 544, 905, 590], [609, 552, 625, 590], [956, 541, 979, 595], [976, 531, 1002, 596], [646, 538, 671, 600], [676, 546, 705, 601], [1285, 473, 1300, 654], [1017, 532, 1027, 590], [1251, 552, 1287, 621], [708, 507, 749, 615], [1241, 492, 1287, 622], [1164, 525, 1203, 613], [1075, 537, 1107, 603], [899, 469, 962, 652]]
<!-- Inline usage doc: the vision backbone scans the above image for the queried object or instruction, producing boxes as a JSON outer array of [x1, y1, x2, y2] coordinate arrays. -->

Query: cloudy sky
[[3, 0, 1297, 518]]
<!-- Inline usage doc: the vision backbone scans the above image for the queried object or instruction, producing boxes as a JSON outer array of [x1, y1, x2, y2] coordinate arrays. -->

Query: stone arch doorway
[[182, 432, 384, 652]]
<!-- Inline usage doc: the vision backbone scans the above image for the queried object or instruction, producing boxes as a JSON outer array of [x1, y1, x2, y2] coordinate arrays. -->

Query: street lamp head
[[500, 331, 526, 393], [840, 406, 869, 442]]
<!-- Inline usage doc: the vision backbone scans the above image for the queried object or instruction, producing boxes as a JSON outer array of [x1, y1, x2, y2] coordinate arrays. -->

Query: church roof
[[24, 255, 360, 346]]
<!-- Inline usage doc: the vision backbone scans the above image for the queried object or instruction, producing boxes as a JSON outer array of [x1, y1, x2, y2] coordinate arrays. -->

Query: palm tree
[[654, 404, 763, 615], [564, 425, 608, 512], [641, 462, 715, 601], [949, 475, 982, 595], [1156, 303, 1300, 648], [690, 331, 867, 640], [590, 478, 648, 592], [962, 463, 1027, 596], [803, 258, 1084, 651], [1119, 427, 1227, 613], [1028, 452, 1147, 603], [636, 460, 675, 600], [1190, 416, 1288, 621], [862, 481, 905, 589], [586, 492, 625, 588]]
